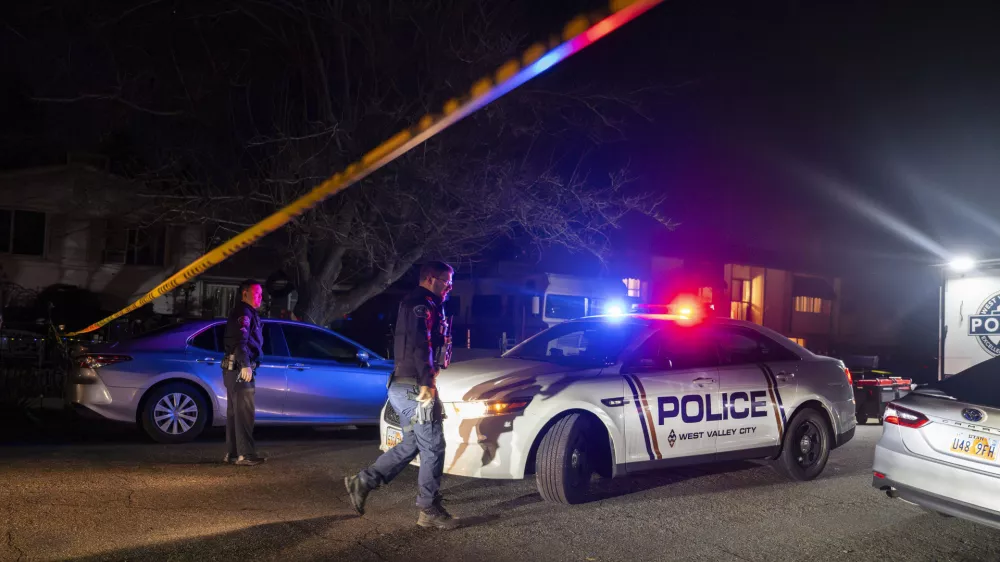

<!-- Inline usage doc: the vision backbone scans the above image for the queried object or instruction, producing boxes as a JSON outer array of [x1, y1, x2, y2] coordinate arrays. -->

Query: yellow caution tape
[[66, 0, 664, 336]]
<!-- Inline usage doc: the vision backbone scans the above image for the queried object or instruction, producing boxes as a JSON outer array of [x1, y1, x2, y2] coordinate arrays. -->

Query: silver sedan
[[872, 357, 1000, 529], [65, 319, 393, 443]]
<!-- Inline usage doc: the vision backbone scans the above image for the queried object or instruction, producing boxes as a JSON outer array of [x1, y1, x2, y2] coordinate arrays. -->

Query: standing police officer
[[222, 279, 267, 466], [344, 261, 458, 529]]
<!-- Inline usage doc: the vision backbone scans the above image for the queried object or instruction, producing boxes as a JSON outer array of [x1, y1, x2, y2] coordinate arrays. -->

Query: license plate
[[950, 432, 998, 462], [385, 427, 403, 449]]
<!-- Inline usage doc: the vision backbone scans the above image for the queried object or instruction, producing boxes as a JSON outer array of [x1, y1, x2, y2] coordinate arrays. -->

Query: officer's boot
[[417, 497, 459, 530], [344, 475, 371, 516]]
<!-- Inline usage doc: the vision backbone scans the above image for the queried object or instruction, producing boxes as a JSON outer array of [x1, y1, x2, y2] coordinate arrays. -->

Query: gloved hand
[[416, 385, 435, 407], [238, 366, 253, 383]]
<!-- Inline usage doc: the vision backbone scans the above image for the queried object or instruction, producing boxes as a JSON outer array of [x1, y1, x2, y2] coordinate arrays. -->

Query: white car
[[380, 312, 857, 503]]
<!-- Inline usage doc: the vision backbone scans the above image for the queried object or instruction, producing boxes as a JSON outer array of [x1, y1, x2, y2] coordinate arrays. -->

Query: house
[[0, 161, 294, 332], [610, 249, 848, 355]]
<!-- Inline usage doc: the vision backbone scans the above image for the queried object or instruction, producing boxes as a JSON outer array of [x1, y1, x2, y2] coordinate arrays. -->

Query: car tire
[[535, 413, 596, 504], [140, 382, 209, 444], [775, 408, 831, 481]]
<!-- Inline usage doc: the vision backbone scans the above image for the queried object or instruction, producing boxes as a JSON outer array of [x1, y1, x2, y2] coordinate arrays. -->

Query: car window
[[545, 295, 586, 319], [713, 327, 799, 365], [924, 357, 1000, 409], [504, 320, 643, 368], [629, 328, 719, 371], [190, 325, 220, 351], [194, 323, 278, 355], [260, 324, 278, 356], [281, 324, 358, 363]]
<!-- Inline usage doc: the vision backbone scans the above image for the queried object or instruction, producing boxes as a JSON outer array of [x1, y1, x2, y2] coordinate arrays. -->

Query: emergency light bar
[[631, 302, 713, 316]]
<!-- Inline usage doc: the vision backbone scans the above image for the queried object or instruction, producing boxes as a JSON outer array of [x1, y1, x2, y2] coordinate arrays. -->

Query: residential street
[[1, 420, 996, 562]]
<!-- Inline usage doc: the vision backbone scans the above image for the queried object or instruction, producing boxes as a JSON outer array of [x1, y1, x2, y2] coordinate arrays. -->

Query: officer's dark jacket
[[224, 301, 263, 369], [393, 286, 443, 389]]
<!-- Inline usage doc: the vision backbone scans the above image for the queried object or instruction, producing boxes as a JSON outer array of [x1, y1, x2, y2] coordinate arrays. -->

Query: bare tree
[[18, 0, 672, 325]]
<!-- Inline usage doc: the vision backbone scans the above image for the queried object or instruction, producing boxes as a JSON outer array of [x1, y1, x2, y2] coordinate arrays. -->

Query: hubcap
[[570, 449, 581, 470], [154, 393, 199, 435], [795, 420, 822, 468]]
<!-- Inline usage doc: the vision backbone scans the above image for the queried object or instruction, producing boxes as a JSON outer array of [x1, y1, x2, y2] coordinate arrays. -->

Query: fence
[[0, 323, 73, 410]]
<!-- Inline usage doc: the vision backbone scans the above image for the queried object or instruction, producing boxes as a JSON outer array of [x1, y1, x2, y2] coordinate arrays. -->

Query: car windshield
[[917, 356, 1000, 409], [503, 319, 645, 368]]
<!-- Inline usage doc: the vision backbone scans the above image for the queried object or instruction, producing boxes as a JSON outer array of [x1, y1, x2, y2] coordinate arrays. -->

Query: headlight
[[451, 398, 533, 418]]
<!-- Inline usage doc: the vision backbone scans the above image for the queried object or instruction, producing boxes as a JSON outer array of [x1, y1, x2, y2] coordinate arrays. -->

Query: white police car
[[379, 309, 857, 504]]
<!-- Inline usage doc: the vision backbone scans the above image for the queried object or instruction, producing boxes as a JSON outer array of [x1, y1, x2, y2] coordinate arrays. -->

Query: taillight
[[844, 367, 853, 386], [883, 403, 930, 428], [77, 354, 132, 369]]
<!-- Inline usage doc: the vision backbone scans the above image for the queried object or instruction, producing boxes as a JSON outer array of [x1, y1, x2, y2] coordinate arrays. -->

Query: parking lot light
[[948, 256, 976, 272]]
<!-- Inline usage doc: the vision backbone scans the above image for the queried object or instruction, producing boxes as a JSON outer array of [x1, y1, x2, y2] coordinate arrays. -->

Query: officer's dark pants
[[359, 382, 445, 510], [223, 369, 256, 458]]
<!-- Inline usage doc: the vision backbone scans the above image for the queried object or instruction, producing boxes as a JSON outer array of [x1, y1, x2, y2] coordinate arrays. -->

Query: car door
[[278, 323, 388, 422], [711, 326, 800, 456], [184, 322, 288, 419], [621, 326, 721, 470]]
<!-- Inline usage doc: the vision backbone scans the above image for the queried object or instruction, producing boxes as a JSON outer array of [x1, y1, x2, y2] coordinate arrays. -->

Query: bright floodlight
[[949, 256, 976, 272]]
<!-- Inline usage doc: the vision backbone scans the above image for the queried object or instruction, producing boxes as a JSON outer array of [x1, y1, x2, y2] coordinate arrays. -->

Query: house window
[[794, 296, 824, 314], [472, 295, 503, 318], [730, 279, 751, 321], [0, 209, 47, 256], [205, 283, 239, 318], [790, 337, 807, 347], [103, 223, 166, 266], [698, 287, 713, 303], [623, 278, 643, 298]]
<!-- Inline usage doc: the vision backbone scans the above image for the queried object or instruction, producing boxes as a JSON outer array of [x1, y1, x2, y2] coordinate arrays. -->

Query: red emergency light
[[631, 294, 711, 322]]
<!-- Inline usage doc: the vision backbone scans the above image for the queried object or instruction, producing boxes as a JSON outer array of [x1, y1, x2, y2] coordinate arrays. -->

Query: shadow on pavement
[[66, 514, 355, 562], [0, 408, 380, 448], [446, 460, 763, 511], [588, 460, 765, 501]]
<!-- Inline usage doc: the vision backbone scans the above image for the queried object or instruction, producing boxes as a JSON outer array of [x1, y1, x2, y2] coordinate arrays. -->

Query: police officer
[[344, 261, 458, 529], [222, 279, 267, 466]]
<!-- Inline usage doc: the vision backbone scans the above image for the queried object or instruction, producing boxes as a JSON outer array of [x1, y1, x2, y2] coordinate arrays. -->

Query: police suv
[[379, 309, 857, 504]]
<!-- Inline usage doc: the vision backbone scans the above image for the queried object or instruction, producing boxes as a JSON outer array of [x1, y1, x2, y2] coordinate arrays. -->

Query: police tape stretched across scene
[[65, 0, 666, 337]]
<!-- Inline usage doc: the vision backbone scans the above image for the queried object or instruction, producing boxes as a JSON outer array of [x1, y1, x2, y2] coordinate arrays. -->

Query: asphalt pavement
[[1, 416, 997, 562]]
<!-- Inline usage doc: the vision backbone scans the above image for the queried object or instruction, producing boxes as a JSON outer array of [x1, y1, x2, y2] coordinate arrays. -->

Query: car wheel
[[535, 413, 596, 504], [775, 408, 831, 481], [141, 382, 209, 444]]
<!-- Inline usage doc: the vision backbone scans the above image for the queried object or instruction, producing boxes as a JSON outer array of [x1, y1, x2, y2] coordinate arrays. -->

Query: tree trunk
[[292, 246, 425, 327], [293, 281, 334, 326]]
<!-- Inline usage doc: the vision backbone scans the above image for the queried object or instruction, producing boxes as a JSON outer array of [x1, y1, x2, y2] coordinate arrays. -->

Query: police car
[[379, 306, 857, 504]]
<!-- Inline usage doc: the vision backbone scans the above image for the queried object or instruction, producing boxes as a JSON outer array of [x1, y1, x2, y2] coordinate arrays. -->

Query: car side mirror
[[357, 350, 371, 367]]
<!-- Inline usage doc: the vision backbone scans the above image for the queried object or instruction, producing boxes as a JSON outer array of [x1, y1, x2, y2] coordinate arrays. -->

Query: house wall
[[0, 165, 206, 316]]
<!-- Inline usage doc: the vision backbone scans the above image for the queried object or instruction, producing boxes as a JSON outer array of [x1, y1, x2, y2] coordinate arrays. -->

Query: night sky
[[552, 1, 1000, 266], [4, 0, 999, 353], [526, 0, 1000, 352]]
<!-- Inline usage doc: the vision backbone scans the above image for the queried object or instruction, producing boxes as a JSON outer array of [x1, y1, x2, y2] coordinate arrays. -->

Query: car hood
[[435, 357, 580, 402]]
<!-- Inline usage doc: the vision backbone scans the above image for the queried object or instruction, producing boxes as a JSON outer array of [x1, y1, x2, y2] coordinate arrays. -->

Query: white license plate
[[949, 432, 998, 462], [385, 427, 403, 449]]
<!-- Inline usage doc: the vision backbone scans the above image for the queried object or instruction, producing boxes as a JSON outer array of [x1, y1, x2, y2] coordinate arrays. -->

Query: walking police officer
[[344, 261, 458, 529], [223, 279, 267, 466]]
